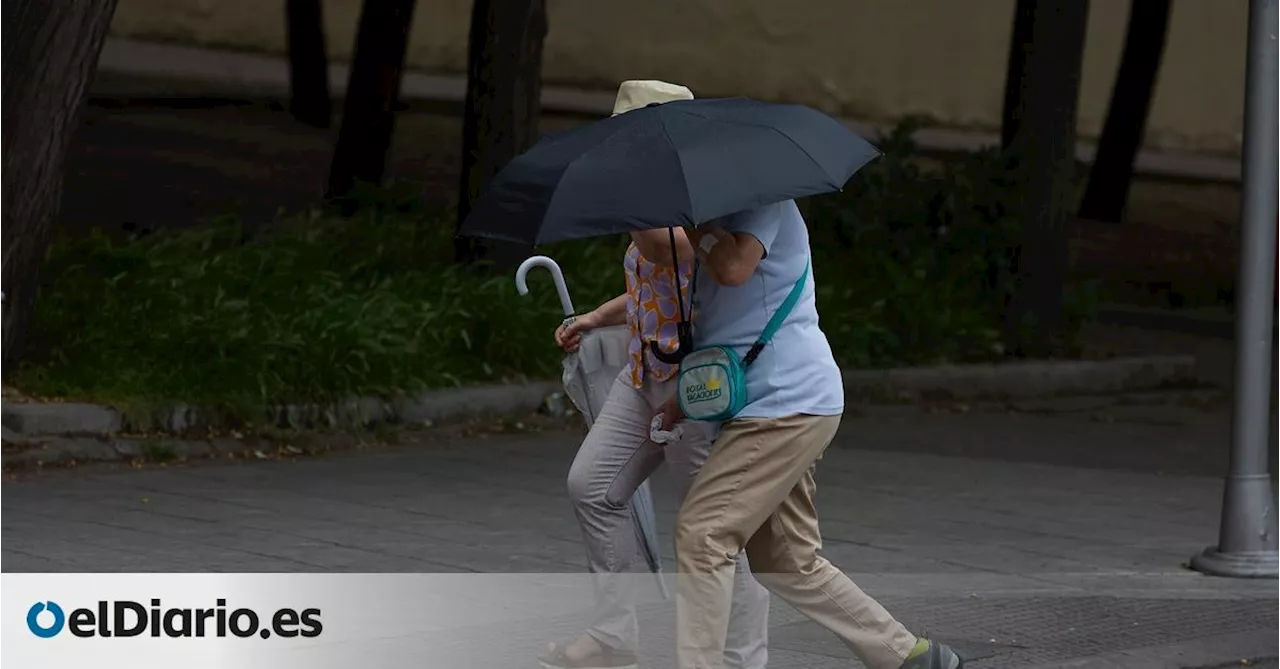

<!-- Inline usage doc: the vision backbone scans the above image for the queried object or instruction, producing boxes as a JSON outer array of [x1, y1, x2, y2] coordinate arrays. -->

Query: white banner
[[3, 573, 674, 668]]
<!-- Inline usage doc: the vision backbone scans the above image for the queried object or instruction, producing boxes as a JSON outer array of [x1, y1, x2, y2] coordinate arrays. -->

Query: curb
[[1, 355, 1199, 469], [842, 355, 1199, 401], [2, 381, 560, 469], [2, 381, 561, 439]]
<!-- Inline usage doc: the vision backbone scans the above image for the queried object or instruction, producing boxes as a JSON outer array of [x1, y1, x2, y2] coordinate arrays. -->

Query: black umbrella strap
[[668, 226, 689, 322], [678, 254, 699, 353], [685, 260, 699, 348], [648, 228, 695, 365]]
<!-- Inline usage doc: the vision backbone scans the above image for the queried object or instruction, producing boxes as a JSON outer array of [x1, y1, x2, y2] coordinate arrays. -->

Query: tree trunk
[[1003, 0, 1091, 356], [325, 0, 416, 202], [1001, 0, 1039, 150], [454, 0, 548, 264], [1078, 0, 1172, 223], [286, 0, 332, 129], [1, 0, 118, 377]]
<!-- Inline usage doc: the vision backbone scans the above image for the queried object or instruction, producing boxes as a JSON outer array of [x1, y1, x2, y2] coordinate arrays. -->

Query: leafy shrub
[[806, 119, 1098, 365], [18, 203, 623, 409], [18, 123, 1097, 409], [807, 121, 1019, 366]]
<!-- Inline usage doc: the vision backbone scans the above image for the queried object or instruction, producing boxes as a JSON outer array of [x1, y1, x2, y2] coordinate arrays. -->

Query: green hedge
[[17, 124, 1096, 410]]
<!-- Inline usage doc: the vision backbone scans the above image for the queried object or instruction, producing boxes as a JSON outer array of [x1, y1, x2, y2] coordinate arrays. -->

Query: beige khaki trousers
[[674, 414, 918, 669]]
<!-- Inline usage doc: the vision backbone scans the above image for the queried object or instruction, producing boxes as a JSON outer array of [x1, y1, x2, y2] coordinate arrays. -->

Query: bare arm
[[630, 227, 695, 267], [685, 225, 765, 287], [589, 293, 628, 327]]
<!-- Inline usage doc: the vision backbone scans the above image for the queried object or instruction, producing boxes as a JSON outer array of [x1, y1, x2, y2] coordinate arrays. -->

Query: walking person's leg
[[543, 370, 666, 668], [663, 422, 770, 669], [675, 415, 961, 669]]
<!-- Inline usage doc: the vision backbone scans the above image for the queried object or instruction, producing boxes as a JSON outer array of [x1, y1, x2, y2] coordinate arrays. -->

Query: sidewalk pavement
[[3, 391, 1275, 667], [94, 37, 1242, 183]]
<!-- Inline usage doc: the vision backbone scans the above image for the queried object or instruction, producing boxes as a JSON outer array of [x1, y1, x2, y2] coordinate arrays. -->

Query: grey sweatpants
[[566, 368, 770, 668]]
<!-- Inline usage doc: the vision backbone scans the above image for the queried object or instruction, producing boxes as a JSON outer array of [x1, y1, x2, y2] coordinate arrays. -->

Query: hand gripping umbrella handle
[[515, 255, 575, 317]]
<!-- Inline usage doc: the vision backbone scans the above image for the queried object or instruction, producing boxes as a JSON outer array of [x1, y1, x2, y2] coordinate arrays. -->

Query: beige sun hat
[[611, 80, 694, 116]]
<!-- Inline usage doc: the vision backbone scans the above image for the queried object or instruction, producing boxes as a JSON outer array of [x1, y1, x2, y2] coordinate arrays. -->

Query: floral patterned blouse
[[623, 242, 694, 389]]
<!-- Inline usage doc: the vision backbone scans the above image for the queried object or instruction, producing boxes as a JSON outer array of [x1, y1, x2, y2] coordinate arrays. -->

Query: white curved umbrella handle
[[515, 255, 575, 317]]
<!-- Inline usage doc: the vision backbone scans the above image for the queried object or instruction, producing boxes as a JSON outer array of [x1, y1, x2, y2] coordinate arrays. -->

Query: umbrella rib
[[670, 107, 842, 184], [538, 116, 645, 244], [460, 228, 537, 246], [767, 124, 834, 184], [536, 165, 580, 245], [654, 114, 697, 225]]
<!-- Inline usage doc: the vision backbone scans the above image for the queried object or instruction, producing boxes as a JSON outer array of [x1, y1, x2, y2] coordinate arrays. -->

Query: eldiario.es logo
[[27, 599, 322, 639]]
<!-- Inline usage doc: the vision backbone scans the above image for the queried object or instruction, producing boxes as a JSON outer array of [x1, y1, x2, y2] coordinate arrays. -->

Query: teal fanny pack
[[676, 260, 810, 422]]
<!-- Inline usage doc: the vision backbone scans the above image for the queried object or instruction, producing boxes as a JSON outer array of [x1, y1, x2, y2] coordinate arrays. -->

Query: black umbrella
[[457, 97, 881, 246]]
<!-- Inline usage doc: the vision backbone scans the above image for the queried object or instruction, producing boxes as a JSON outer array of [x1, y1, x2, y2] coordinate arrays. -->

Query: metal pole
[[1191, 0, 1279, 578]]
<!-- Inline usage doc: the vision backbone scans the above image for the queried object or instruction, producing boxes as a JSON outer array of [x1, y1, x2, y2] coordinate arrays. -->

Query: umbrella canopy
[[516, 257, 670, 598], [459, 97, 881, 246]]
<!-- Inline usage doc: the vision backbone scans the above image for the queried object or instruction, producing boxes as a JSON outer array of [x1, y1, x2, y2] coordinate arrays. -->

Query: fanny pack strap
[[742, 259, 810, 366]]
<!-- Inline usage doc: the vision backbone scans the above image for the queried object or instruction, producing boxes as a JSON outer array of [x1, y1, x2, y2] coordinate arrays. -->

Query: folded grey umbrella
[[516, 257, 670, 599]]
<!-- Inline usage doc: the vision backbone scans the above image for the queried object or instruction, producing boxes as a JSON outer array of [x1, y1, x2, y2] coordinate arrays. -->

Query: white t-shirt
[[689, 200, 844, 429]]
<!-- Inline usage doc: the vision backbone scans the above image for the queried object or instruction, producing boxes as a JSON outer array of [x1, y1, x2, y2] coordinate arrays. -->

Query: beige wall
[[109, 0, 1248, 155]]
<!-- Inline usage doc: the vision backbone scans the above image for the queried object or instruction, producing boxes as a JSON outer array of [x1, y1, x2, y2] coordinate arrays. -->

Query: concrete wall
[[109, 0, 1248, 155]]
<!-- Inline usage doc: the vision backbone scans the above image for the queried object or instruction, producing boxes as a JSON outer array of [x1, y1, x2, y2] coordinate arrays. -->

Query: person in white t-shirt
[[656, 200, 963, 669]]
